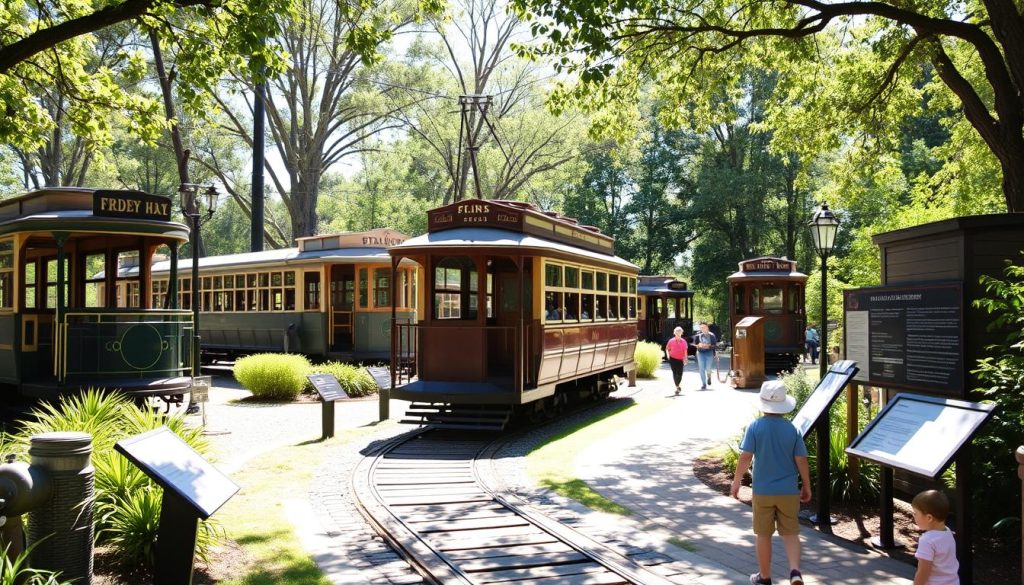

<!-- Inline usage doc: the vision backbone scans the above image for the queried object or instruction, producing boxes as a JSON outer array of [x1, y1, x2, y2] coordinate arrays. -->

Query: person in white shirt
[[912, 490, 960, 585]]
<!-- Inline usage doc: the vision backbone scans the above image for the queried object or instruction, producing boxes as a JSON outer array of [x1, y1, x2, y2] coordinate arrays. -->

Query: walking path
[[574, 362, 915, 585]]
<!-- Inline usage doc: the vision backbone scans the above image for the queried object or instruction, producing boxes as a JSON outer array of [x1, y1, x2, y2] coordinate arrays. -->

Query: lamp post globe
[[807, 201, 840, 534]]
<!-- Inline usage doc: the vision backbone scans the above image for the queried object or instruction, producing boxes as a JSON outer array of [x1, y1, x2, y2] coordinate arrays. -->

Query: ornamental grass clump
[[634, 341, 662, 378], [306, 362, 378, 397], [12, 389, 218, 571], [234, 353, 311, 400]]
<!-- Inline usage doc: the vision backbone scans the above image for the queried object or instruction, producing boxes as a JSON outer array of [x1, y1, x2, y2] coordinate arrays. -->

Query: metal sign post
[[307, 375, 349, 439]]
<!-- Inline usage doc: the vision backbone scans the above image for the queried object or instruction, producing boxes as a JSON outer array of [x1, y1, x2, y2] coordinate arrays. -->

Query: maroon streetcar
[[727, 256, 807, 371], [386, 199, 639, 430]]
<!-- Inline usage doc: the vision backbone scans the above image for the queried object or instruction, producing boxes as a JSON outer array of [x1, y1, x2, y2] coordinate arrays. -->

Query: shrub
[[234, 353, 311, 400], [14, 389, 219, 571], [306, 362, 378, 397], [0, 540, 72, 584], [634, 341, 662, 378]]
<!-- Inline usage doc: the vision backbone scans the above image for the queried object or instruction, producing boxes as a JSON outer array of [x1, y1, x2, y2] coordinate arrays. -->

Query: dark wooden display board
[[115, 427, 238, 519], [365, 366, 392, 391], [115, 427, 239, 585], [307, 374, 349, 439], [843, 282, 963, 396], [791, 360, 859, 439], [847, 393, 995, 478], [307, 374, 350, 402]]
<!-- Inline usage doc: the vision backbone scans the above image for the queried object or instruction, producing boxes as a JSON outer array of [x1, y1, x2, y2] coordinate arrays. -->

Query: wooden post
[[847, 382, 860, 497]]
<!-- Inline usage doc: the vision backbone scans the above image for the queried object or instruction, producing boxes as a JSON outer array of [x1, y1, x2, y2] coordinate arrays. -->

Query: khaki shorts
[[752, 494, 800, 536]]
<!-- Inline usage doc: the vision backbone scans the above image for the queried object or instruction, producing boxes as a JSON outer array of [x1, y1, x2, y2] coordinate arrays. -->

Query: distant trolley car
[[139, 229, 417, 361], [637, 275, 694, 346], [727, 256, 807, 371], [387, 199, 639, 430], [0, 188, 193, 399]]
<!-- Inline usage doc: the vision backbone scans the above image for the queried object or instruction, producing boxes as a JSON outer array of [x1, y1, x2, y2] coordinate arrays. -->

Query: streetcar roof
[[138, 246, 409, 277], [637, 284, 694, 297], [392, 227, 638, 271]]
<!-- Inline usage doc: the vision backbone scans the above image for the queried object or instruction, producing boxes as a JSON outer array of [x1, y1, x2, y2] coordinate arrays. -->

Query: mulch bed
[[693, 455, 1019, 584]]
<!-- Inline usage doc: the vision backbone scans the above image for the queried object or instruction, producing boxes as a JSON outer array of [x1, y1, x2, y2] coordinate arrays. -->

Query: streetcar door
[[329, 265, 355, 351], [646, 296, 663, 342]]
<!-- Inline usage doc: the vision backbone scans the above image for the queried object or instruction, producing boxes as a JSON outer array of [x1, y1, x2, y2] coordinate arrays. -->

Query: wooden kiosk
[[730, 316, 765, 388]]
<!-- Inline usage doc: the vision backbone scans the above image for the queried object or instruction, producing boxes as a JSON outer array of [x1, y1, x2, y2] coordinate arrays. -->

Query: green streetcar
[[0, 188, 193, 399]]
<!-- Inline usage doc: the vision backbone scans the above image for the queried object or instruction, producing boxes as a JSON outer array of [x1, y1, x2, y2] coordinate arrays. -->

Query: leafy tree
[[0, 0, 292, 149], [511, 0, 1024, 212]]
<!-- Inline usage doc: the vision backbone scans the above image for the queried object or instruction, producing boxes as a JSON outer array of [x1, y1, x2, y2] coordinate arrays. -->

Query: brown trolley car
[[387, 199, 639, 430], [727, 256, 807, 371], [0, 188, 193, 399], [637, 276, 694, 346]]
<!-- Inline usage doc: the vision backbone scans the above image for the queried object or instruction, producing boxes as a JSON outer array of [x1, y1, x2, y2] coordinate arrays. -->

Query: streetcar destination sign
[[93, 190, 172, 221]]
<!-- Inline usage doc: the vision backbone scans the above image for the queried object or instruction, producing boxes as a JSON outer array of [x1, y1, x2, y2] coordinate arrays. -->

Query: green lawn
[[526, 398, 666, 516], [212, 424, 392, 585]]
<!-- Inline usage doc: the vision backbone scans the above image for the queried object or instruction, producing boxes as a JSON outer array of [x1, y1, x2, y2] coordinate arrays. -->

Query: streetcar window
[[373, 268, 391, 308], [84, 253, 105, 308], [788, 285, 800, 314], [629, 297, 636, 318], [545, 263, 562, 287], [564, 292, 579, 321], [433, 257, 475, 320], [581, 293, 594, 321], [582, 271, 594, 290], [565, 267, 579, 288], [214, 275, 222, 289], [619, 296, 628, 320], [596, 273, 607, 291], [247, 274, 257, 288], [486, 272, 493, 318], [285, 271, 296, 286], [608, 273, 618, 293], [304, 272, 321, 310], [758, 286, 783, 313], [0, 241, 11, 310], [235, 290, 246, 311], [358, 268, 369, 309], [734, 285, 745, 315], [544, 291, 563, 321], [629, 278, 636, 294], [595, 295, 607, 319], [259, 273, 269, 287], [23, 262, 36, 309], [272, 290, 283, 311], [271, 272, 282, 287]]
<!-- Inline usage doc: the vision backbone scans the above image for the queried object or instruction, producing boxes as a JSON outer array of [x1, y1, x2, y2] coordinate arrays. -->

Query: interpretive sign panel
[[307, 374, 349, 402], [843, 282, 963, 396], [366, 366, 392, 391], [190, 375, 210, 403], [846, 393, 995, 478], [791, 360, 859, 439], [115, 427, 239, 519]]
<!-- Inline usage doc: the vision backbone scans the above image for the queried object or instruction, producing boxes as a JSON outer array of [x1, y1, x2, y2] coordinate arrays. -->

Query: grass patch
[[668, 537, 698, 552], [527, 398, 667, 516], [540, 478, 632, 515], [213, 423, 393, 585]]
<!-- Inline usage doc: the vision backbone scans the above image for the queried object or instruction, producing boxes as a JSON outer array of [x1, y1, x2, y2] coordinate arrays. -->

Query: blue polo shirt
[[739, 415, 808, 496]]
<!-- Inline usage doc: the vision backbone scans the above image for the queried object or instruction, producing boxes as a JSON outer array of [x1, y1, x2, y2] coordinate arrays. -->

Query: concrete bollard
[[27, 432, 94, 585]]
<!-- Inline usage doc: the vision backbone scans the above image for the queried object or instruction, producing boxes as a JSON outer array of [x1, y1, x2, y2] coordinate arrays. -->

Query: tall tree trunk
[[151, 30, 205, 256], [995, 140, 1024, 212]]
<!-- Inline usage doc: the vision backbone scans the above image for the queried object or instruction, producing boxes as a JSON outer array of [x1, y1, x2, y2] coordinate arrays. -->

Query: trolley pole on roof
[[457, 95, 492, 201]]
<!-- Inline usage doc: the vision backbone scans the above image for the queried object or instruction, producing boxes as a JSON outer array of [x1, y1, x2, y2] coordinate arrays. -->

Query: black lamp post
[[179, 183, 219, 413], [808, 201, 840, 533]]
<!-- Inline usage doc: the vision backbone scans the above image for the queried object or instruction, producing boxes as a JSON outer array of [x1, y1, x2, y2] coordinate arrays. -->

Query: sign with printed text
[[791, 360, 859, 439], [307, 374, 349, 402], [740, 258, 795, 272], [843, 282, 963, 396], [190, 376, 210, 403], [365, 366, 392, 391], [93, 190, 172, 221], [114, 427, 238, 519], [846, 393, 995, 478]]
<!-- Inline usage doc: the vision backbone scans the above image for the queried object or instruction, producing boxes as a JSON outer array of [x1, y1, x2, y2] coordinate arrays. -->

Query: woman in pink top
[[665, 326, 688, 395]]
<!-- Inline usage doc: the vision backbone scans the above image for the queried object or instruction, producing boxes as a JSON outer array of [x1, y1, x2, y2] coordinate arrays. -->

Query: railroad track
[[353, 428, 677, 585]]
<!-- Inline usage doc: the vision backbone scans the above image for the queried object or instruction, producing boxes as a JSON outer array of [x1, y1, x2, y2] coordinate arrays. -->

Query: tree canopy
[[510, 0, 1024, 212]]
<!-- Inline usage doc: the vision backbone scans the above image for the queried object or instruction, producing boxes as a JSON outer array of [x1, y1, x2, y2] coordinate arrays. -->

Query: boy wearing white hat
[[730, 381, 812, 585]]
